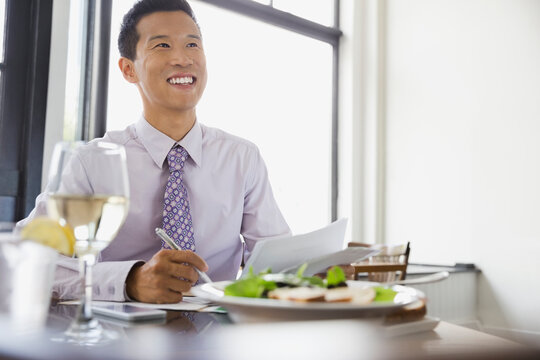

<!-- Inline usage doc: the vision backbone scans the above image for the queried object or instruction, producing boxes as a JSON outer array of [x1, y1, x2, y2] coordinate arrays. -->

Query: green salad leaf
[[325, 266, 346, 288], [225, 265, 346, 298], [373, 286, 398, 302], [303, 275, 325, 287], [224, 272, 277, 298], [296, 263, 308, 278], [293, 263, 325, 286]]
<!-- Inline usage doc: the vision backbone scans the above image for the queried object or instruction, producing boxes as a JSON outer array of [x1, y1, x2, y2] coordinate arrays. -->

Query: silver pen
[[154, 227, 212, 284]]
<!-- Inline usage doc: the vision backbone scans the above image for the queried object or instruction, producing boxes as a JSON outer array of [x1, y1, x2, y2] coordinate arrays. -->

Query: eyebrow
[[147, 34, 202, 43]]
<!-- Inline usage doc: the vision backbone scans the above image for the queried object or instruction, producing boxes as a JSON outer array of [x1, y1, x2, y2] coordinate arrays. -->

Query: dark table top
[[1, 302, 539, 360]]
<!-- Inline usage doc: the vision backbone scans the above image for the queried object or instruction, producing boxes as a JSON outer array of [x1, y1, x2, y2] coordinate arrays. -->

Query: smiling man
[[118, 6, 207, 141], [19, 0, 290, 304]]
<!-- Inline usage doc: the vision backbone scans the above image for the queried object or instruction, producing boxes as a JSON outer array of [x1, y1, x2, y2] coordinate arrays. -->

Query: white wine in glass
[[47, 141, 129, 345], [48, 194, 128, 256]]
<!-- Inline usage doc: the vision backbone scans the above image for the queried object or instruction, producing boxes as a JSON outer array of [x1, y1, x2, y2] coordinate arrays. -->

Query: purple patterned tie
[[162, 145, 195, 251]]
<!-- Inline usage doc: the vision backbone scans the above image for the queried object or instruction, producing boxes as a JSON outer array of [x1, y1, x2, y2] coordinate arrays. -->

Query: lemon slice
[[21, 217, 75, 256]]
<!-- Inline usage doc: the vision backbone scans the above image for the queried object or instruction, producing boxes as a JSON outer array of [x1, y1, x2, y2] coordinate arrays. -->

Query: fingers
[[168, 262, 198, 283], [164, 249, 209, 272], [126, 263, 186, 303], [127, 267, 191, 303], [150, 251, 201, 285], [166, 276, 193, 294], [125, 250, 209, 303]]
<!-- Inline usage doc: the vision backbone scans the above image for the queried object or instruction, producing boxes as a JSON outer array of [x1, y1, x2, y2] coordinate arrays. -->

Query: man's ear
[[119, 57, 138, 83]]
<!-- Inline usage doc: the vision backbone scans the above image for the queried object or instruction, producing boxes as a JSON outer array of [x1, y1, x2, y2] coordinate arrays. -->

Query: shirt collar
[[135, 116, 203, 169], [177, 120, 203, 167]]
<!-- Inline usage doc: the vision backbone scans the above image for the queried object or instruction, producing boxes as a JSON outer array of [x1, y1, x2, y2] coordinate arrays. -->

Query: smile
[[167, 76, 195, 85]]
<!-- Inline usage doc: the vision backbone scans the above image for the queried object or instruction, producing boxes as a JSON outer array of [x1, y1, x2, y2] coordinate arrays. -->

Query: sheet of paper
[[59, 297, 214, 312], [241, 218, 348, 277], [280, 246, 380, 276]]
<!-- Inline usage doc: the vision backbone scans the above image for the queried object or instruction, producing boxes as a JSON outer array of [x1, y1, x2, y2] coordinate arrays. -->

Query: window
[[105, 1, 340, 234], [0, 0, 53, 221], [248, 0, 335, 26], [62, 0, 86, 142], [272, 0, 335, 26]]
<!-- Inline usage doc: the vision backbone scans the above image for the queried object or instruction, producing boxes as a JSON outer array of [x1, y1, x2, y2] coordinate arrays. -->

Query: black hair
[[118, 0, 199, 60]]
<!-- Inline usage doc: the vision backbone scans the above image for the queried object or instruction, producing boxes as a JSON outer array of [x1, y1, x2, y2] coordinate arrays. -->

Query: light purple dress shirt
[[17, 117, 291, 301]]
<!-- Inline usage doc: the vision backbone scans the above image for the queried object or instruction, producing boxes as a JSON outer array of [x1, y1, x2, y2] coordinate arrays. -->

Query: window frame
[[77, 0, 112, 142], [0, 0, 53, 221]]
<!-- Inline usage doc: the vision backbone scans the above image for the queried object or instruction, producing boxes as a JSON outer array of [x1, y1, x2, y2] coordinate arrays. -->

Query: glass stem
[[78, 254, 96, 323]]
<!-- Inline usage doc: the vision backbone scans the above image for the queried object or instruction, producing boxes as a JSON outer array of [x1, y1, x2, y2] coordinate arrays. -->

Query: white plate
[[191, 280, 425, 323]]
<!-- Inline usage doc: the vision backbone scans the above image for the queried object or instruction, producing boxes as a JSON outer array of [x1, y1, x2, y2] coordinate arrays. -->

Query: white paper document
[[241, 218, 375, 277], [60, 296, 215, 312], [280, 246, 381, 276]]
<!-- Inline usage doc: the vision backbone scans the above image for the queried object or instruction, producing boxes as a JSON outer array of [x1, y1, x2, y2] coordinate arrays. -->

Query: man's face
[[129, 10, 207, 116]]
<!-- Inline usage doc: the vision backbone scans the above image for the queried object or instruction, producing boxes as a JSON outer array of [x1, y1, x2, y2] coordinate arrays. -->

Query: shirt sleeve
[[53, 256, 142, 301], [241, 147, 291, 260]]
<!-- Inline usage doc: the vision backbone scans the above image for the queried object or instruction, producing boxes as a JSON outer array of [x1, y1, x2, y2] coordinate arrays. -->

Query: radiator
[[407, 268, 478, 325]]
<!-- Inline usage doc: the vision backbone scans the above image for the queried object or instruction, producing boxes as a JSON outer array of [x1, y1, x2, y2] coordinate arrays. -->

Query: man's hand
[[126, 249, 208, 304]]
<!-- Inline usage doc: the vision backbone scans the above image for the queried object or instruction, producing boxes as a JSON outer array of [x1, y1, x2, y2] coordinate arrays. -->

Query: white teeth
[[168, 76, 193, 85]]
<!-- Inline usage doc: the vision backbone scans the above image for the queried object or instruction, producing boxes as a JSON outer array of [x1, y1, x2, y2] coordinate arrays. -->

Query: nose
[[170, 47, 193, 67]]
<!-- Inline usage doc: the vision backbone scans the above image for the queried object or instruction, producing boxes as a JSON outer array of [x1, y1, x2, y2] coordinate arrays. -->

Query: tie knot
[[167, 145, 188, 173]]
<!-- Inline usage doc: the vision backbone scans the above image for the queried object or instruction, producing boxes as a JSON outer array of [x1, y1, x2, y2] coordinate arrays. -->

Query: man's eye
[[187, 42, 199, 48], [155, 43, 170, 48]]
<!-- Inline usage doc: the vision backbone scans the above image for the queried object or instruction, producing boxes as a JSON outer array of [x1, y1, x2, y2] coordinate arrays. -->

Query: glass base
[[51, 318, 119, 347]]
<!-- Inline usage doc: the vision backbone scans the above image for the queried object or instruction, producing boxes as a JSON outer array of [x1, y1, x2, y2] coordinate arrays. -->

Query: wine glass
[[47, 141, 129, 345]]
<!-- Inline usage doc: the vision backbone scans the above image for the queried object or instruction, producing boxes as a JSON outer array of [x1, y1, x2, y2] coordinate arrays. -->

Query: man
[[18, 0, 290, 303]]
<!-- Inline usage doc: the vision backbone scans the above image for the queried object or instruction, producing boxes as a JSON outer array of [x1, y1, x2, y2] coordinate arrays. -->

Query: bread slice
[[325, 286, 376, 304], [383, 299, 427, 325], [268, 287, 326, 302], [324, 287, 353, 302]]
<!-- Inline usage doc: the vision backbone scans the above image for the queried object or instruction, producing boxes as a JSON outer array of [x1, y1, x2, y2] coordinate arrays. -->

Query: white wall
[[382, 0, 540, 338]]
